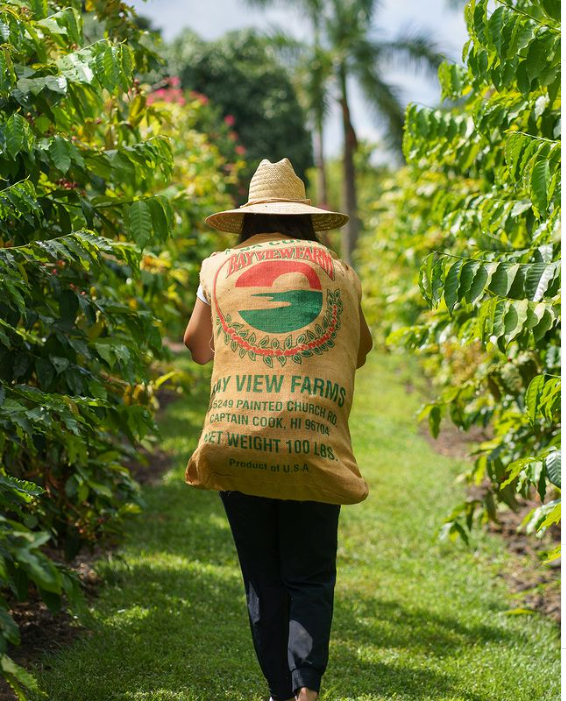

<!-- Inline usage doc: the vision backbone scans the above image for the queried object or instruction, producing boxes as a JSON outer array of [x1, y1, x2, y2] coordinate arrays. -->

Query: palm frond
[[325, 0, 367, 48], [352, 58, 405, 151], [296, 46, 335, 121], [262, 25, 310, 66], [242, 0, 279, 7], [353, 0, 383, 23], [242, 0, 328, 17], [379, 27, 446, 77]]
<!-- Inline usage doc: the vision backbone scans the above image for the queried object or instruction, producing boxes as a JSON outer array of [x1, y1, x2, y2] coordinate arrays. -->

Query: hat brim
[[205, 201, 349, 233]]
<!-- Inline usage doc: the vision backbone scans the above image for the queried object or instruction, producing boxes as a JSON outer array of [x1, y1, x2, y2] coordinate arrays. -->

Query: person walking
[[183, 158, 373, 701]]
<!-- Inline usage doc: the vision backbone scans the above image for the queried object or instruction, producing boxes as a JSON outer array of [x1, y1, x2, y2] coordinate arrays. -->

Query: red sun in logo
[[235, 260, 323, 333]]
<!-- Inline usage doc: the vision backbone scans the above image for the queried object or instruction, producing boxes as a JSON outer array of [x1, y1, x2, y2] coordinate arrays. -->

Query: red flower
[[224, 114, 235, 126], [189, 91, 209, 105], [235, 145, 246, 155]]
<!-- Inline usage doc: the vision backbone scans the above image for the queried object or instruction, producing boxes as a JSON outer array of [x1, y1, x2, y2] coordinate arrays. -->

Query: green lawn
[[30, 350, 560, 701]]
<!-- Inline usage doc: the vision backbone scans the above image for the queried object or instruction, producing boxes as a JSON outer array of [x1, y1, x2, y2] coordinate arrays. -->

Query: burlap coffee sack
[[185, 232, 369, 505]]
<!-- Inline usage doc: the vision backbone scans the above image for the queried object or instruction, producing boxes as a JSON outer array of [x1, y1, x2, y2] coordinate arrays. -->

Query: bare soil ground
[[416, 404, 560, 625]]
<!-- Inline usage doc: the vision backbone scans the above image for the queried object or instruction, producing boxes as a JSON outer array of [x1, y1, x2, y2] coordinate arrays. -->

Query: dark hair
[[239, 214, 320, 244]]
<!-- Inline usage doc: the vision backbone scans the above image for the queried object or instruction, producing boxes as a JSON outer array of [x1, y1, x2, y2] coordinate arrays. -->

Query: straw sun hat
[[205, 157, 349, 233]]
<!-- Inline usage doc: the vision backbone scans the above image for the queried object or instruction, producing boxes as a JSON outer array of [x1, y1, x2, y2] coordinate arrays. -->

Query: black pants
[[218, 490, 341, 700]]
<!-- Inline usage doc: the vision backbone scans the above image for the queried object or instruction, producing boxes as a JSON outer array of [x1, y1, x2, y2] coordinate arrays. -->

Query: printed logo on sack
[[211, 243, 345, 368], [236, 260, 323, 333]]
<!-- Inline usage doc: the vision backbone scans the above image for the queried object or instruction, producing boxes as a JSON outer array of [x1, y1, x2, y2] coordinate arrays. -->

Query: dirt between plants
[[0, 388, 179, 700], [417, 407, 561, 625], [124, 387, 178, 486], [489, 501, 561, 623], [0, 544, 106, 701]]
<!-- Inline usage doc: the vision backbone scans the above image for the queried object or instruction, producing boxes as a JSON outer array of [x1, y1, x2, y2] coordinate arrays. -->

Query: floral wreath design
[[214, 288, 344, 368]]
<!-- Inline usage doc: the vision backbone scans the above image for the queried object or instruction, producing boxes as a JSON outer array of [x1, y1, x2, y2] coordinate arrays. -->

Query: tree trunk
[[315, 124, 332, 249], [315, 118, 328, 208], [311, 13, 329, 244], [339, 66, 360, 266]]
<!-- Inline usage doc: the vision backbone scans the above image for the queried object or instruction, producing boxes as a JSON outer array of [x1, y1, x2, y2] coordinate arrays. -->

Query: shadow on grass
[[326, 594, 518, 701], [332, 595, 515, 656], [35, 476, 517, 700], [31, 363, 534, 701], [39, 498, 516, 701]]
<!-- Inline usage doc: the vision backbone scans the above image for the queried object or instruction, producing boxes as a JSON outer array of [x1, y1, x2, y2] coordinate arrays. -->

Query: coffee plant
[[359, 0, 560, 556], [0, 1, 242, 696]]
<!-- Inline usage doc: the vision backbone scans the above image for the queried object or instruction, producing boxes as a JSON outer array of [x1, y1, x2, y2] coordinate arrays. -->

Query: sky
[[129, 0, 468, 164]]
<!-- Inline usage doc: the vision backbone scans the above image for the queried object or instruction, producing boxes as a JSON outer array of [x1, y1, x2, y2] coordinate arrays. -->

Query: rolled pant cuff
[[291, 667, 322, 694], [270, 687, 295, 701]]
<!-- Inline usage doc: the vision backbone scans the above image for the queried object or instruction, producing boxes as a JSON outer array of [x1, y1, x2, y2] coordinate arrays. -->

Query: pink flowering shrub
[[146, 78, 248, 199], [147, 77, 186, 105]]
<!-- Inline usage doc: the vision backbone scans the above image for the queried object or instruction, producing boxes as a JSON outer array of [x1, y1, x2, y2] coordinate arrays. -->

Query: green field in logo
[[236, 260, 323, 334], [239, 289, 323, 333]]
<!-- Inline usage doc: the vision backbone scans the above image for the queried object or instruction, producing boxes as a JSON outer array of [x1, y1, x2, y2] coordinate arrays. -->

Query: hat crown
[[203, 154, 349, 233], [247, 158, 306, 203]]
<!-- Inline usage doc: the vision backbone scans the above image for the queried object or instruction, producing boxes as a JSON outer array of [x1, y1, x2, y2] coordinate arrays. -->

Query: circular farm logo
[[212, 254, 344, 368]]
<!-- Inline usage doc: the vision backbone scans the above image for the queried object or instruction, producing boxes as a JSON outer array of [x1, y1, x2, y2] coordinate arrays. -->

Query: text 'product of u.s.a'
[[185, 232, 369, 505]]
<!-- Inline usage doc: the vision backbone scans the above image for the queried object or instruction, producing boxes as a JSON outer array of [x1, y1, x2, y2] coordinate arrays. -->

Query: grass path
[[31, 351, 560, 701]]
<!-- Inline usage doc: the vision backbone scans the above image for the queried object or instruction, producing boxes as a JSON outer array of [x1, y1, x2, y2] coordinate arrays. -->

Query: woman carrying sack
[[183, 158, 373, 701]]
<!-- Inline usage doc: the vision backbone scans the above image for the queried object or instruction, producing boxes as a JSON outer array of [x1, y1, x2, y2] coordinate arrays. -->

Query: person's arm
[[356, 303, 373, 369], [183, 291, 215, 365]]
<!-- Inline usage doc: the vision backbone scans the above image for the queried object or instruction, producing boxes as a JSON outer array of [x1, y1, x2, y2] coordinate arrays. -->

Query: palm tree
[[301, 44, 333, 209], [246, 0, 332, 209], [326, 0, 445, 262], [245, 0, 445, 263]]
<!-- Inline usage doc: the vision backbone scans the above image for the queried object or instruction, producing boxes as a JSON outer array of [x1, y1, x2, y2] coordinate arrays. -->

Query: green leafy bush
[[0, 1, 242, 695], [359, 0, 560, 556], [0, 1, 170, 693]]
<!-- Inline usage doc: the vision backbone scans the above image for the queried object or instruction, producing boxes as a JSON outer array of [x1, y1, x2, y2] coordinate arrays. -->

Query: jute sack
[[185, 232, 369, 505]]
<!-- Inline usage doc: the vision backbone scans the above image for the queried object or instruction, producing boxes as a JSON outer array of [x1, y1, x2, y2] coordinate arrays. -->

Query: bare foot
[[295, 688, 319, 701]]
